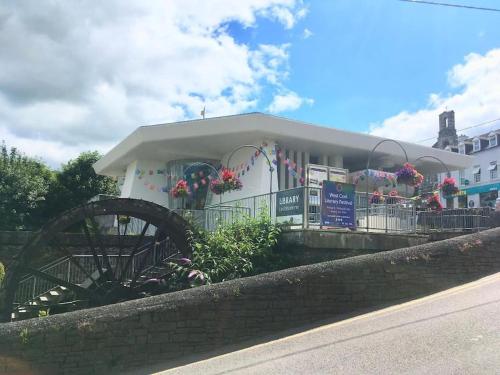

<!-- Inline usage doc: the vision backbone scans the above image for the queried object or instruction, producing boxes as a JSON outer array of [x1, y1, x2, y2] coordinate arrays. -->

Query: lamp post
[[365, 139, 409, 232], [226, 144, 274, 217]]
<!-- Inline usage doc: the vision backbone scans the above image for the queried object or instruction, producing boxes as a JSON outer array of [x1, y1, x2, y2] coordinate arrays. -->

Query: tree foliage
[[0, 144, 117, 231], [45, 151, 118, 218], [0, 143, 53, 230]]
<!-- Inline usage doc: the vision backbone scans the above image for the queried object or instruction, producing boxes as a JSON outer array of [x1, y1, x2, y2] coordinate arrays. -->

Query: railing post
[[385, 199, 388, 233], [32, 277, 36, 300], [304, 186, 309, 229], [67, 261, 71, 282], [153, 244, 157, 266], [253, 196, 256, 218]]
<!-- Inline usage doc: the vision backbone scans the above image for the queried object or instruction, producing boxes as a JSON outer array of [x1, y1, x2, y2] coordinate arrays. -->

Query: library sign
[[276, 187, 304, 224], [321, 181, 356, 229]]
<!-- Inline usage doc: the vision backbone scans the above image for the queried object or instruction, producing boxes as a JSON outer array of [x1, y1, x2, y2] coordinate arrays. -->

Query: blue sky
[[1, 0, 500, 166], [231, 0, 500, 133]]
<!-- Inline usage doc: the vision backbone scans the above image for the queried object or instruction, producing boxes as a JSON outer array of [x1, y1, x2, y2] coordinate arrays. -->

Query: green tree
[[0, 143, 54, 230], [46, 151, 118, 217]]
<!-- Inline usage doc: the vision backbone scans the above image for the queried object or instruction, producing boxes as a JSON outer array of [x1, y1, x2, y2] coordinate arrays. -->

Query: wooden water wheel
[[0, 198, 191, 322]]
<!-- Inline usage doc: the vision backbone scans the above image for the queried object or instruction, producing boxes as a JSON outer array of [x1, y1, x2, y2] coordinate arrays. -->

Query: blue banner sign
[[321, 181, 356, 229]]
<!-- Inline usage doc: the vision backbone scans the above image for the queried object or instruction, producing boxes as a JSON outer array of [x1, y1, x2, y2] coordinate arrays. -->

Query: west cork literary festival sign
[[321, 181, 356, 229]]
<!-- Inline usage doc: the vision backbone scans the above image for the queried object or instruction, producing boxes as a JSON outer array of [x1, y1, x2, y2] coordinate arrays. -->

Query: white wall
[[206, 140, 278, 205], [120, 160, 169, 207]]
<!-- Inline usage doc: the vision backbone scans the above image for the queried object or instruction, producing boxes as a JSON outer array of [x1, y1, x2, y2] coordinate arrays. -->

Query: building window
[[489, 161, 498, 180], [472, 138, 481, 152], [309, 154, 320, 165], [489, 134, 498, 148], [473, 165, 481, 183], [458, 143, 465, 154], [459, 169, 465, 185]]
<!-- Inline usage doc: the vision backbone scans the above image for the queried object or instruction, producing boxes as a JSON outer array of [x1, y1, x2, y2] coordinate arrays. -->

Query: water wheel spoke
[[119, 221, 151, 281], [86, 215, 115, 281], [115, 215, 130, 280], [21, 266, 92, 299], [82, 222, 106, 280], [50, 239, 104, 290]]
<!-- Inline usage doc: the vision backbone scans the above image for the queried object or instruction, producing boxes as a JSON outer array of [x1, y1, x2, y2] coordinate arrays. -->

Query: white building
[[94, 113, 472, 211], [439, 130, 500, 209]]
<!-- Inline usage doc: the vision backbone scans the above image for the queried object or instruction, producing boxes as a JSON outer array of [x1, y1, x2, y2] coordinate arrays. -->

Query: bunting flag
[[135, 142, 311, 192]]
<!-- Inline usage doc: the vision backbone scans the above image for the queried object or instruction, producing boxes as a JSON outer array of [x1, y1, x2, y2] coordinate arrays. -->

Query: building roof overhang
[[94, 113, 474, 176]]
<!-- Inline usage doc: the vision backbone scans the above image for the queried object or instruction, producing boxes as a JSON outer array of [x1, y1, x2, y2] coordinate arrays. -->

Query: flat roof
[[94, 112, 474, 176]]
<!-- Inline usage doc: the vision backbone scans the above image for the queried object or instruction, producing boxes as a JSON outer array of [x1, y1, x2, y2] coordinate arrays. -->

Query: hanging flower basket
[[170, 179, 190, 198], [209, 168, 243, 195], [395, 163, 424, 187], [369, 191, 384, 204], [439, 177, 459, 196], [386, 190, 402, 205], [427, 193, 443, 212]]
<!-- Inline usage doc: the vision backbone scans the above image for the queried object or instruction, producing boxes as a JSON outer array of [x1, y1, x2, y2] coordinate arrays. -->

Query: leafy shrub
[[0, 262, 4, 286], [167, 210, 282, 290]]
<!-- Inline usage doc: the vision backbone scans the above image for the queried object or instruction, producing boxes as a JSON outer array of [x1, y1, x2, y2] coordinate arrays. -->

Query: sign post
[[321, 181, 356, 229]]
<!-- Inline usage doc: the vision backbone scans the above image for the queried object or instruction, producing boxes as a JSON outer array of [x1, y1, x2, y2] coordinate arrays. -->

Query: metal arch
[[225, 144, 274, 216], [183, 162, 223, 207], [0, 198, 192, 322], [413, 155, 451, 178], [365, 139, 409, 232]]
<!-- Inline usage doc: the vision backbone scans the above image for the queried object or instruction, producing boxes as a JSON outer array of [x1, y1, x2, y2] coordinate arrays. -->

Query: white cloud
[[267, 90, 313, 113], [302, 28, 313, 39], [0, 0, 308, 167], [370, 48, 500, 145]]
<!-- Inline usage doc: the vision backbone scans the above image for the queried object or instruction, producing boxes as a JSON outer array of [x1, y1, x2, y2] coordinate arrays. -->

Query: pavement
[[158, 272, 500, 375]]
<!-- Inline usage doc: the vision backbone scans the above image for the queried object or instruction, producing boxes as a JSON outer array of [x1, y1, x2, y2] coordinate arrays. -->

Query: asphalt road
[[159, 273, 500, 375]]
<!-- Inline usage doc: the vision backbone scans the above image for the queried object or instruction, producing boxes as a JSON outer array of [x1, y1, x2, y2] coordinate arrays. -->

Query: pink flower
[[188, 270, 205, 282]]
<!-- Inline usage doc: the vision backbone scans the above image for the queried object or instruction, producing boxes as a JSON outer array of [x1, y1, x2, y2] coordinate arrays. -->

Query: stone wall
[[280, 229, 429, 264], [0, 227, 499, 375]]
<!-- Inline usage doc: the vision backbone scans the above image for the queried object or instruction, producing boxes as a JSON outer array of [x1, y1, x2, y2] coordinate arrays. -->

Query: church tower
[[433, 110, 458, 149]]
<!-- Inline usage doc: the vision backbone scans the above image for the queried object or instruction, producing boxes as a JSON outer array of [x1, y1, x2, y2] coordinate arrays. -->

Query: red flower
[[170, 179, 190, 198], [221, 168, 235, 182], [427, 193, 443, 211], [209, 168, 243, 195], [439, 177, 459, 196]]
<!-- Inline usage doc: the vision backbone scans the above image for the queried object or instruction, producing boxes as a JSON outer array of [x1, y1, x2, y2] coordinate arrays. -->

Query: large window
[[472, 138, 481, 152], [489, 133, 497, 148], [480, 191, 498, 208], [165, 159, 217, 209], [458, 143, 466, 154], [473, 165, 481, 183], [489, 161, 498, 180], [459, 169, 465, 185]]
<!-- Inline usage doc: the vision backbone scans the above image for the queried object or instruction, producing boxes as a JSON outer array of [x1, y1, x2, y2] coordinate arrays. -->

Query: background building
[[434, 111, 499, 208]]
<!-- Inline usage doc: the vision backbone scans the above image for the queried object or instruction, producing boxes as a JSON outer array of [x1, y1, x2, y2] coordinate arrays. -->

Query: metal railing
[[14, 239, 173, 306], [174, 206, 251, 231], [207, 186, 492, 234], [416, 207, 492, 233]]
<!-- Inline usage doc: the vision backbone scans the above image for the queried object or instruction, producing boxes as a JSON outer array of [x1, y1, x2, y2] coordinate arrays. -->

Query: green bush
[[167, 210, 283, 289], [0, 262, 4, 286]]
